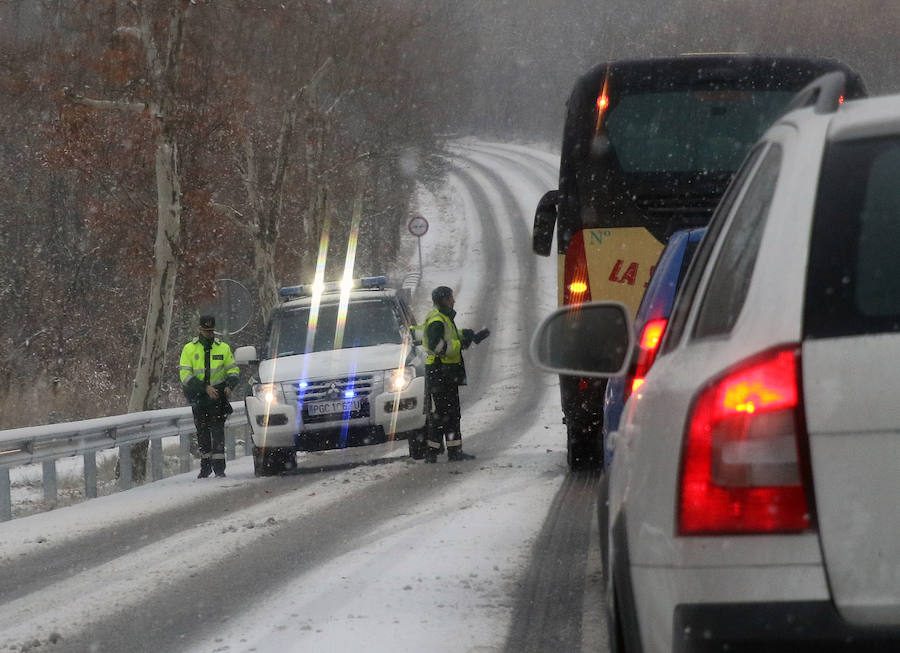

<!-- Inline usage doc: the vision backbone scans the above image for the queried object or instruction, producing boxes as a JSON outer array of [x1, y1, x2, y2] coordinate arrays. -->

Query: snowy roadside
[[0, 142, 571, 653]]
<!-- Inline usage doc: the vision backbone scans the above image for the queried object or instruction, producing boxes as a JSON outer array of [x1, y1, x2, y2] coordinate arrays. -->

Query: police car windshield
[[267, 299, 403, 356]]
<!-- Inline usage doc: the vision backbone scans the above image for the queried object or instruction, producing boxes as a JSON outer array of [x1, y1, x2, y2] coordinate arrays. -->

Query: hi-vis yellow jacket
[[423, 307, 463, 365], [179, 337, 239, 404]]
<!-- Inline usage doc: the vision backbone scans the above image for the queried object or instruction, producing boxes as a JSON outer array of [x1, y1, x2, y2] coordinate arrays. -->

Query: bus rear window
[[603, 90, 794, 174]]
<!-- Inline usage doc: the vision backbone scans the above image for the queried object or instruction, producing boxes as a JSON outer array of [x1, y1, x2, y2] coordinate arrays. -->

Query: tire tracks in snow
[[453, 145, 606, 653]]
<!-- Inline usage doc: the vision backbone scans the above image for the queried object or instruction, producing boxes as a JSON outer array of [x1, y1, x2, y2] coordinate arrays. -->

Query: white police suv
[[235, 276, 427, 475]]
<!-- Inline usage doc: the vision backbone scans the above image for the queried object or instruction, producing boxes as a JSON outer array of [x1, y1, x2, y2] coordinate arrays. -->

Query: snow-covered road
[[0, 141, 607, 653]]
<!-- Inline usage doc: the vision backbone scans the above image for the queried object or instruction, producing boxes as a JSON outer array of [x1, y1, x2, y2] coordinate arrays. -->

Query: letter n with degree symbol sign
[[408, 216, 429, 276]]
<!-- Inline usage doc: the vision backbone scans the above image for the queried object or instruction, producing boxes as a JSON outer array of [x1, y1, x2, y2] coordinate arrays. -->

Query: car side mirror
[[234, 345, 259, 366], [532, 189, 558, 257], [530, 302, 633, 377]]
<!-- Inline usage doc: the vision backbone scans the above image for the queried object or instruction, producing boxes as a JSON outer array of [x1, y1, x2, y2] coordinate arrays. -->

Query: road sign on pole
[[408, 216, 429, 275], [408, 215, 428, 237]]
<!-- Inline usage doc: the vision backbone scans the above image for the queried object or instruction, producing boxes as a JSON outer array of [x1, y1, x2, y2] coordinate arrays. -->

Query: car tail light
[[563, 230, 592, 305], [624, 318, 667, 401], [678, 346, 812, 535]]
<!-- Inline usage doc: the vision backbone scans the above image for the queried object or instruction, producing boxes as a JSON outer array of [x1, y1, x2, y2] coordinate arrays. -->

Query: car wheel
[[608, 583, 629, 653], [280, 447, 297, 471], [253, 446, 289, 476], [407, 429, 427, 459], [598, 472, 610, 585]]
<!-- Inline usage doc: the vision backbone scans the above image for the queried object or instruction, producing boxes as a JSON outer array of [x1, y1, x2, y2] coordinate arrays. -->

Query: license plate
[[307, 399, 361, 417]]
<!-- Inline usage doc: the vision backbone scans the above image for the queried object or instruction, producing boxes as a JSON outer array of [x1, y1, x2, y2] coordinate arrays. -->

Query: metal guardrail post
[[42, 460, 57, 506], [84, 452, 98, 499], [150, 438, 164, 481], [179, 433, 192, 474], [118, 444, 132, 490], [225, 425, 236, 461], [0, 469, 10, 521]]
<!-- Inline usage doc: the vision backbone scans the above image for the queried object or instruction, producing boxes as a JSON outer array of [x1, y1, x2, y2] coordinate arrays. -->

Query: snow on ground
[[0, 142, 568, 653], [184, 142, 566, 652]]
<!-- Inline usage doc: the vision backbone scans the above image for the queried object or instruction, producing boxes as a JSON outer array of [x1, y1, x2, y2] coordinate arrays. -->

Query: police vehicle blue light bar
[[278, 276, 389, 299]]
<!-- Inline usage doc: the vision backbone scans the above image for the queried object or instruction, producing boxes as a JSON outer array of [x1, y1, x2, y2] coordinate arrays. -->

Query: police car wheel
[[407, 429, 427, 459]]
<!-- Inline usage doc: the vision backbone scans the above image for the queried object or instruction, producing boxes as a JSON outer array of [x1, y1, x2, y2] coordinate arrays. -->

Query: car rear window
[[805, 135, 900, 338]]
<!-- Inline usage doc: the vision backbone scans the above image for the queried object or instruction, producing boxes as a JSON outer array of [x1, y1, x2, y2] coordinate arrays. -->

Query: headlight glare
[[389, 366, 415, 392], [253, 383, 279, 405]]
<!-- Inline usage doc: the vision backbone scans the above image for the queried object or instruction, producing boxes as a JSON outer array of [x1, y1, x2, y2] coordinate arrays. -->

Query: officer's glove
[[472, 328, 491, 344], [461, 328, 475, 349]]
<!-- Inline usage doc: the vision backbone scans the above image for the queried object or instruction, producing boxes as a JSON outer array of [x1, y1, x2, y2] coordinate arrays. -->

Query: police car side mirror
[[234, 345, 259, 366], [530, 302, 633, 377]]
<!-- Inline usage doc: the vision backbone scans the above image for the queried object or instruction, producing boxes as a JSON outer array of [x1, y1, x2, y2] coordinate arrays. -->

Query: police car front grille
[[282, 374, 377, 402]]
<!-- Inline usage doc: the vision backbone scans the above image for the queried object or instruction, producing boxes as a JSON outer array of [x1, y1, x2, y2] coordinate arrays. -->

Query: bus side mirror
[[530, 302, 633, 377], [533, 189, 558, 257]]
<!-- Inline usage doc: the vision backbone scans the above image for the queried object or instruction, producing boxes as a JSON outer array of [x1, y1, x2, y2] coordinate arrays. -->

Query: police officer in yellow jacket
[[179, 315, 240, 478], [423, 287, 489, 463]]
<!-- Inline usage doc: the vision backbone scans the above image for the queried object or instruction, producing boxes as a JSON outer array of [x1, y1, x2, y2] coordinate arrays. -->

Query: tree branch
[[63, 87, 148, 113]]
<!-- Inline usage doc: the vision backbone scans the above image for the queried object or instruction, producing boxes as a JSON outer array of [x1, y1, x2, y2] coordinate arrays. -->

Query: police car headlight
[[253, 383, 280, 405], [388, 366, 415, 392]]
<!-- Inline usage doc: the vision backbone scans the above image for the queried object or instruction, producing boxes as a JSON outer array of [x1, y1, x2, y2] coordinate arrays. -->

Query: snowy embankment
[[0, 141, 571, 653]]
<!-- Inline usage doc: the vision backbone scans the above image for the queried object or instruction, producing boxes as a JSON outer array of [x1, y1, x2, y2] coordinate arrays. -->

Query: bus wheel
[[567, 423, 600, 471]]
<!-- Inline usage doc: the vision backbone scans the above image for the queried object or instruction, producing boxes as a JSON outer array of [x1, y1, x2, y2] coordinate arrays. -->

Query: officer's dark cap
[[431, 286, 454, 304], [199, 315, 216, 329]]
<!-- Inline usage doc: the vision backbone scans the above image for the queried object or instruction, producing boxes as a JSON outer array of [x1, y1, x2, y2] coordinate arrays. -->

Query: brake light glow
[[625, 318, 667, 400], [678, 346, 811, 535], [563, 231, 592, 305], [594, 73, 610, 132]]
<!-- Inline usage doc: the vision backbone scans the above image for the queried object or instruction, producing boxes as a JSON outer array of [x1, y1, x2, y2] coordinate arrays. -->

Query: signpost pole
[[417, 237, 423, 277]]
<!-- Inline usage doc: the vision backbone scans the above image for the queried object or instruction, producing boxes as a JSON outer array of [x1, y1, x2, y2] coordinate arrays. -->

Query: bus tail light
[[678, 346, 812, 535], [624, 318, 667, 401], [564, 231, 591, 305]]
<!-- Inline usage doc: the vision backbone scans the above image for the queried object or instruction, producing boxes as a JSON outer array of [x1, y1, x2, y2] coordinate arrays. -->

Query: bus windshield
[[604, 89, 795, 174]]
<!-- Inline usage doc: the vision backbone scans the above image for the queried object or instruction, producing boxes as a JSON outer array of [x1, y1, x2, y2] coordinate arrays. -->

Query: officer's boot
[[198, 458, 212, 478], [446, 432, 475, 461]]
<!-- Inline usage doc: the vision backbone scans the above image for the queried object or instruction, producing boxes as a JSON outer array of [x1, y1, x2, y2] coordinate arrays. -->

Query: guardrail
[[0, 403, 250, 521]]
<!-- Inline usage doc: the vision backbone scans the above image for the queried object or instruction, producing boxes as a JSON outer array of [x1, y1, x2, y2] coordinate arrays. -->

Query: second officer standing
[[423, 286, 489, 463]]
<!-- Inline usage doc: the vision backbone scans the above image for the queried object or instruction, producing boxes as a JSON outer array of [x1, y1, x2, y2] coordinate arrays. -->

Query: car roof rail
[[786, 71, 847, 115]]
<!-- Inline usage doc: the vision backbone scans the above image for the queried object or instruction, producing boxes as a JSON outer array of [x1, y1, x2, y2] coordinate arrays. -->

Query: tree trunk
[[127, 127, 182, 480]]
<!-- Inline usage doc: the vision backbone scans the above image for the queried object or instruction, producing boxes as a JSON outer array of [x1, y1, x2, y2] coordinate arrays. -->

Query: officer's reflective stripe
[[182, 373, 201, 385], [446, 439, 462, 447], [200, 453, 212, 459], [427, 441, 442, 449], [211, 453, 226, 460], [225, 364, 239, 374]]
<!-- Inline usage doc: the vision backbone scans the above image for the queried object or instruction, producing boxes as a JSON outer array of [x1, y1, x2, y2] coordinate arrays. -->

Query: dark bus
[[533, 54, 866, 470]]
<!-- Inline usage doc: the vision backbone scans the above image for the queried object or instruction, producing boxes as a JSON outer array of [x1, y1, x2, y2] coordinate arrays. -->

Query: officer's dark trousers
[[428, 387, 462, 456], [193, 404, 227, 475]]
